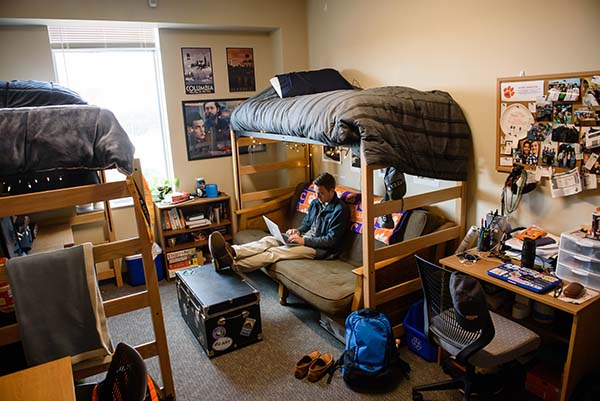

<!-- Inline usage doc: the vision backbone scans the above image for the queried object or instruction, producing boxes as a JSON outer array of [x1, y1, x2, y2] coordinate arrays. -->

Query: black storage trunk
[[175, 265, 262, 358]]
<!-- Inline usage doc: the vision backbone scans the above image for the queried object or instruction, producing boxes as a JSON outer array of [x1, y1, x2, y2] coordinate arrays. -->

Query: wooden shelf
[[155, 194, 230, 210], [164, 234, 233, 253], [162, 220, 232, 236]]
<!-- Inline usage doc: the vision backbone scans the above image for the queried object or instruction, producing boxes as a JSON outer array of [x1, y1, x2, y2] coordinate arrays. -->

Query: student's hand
[[287, 233, 304, 245], [286, 228, 300, 236]]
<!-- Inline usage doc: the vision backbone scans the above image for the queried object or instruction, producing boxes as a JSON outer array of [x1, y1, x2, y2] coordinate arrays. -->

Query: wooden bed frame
[[231, 130, 467, 335], [0, 161, 175, 400]]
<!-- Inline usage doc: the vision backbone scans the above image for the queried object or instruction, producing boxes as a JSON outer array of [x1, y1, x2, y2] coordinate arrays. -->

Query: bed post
[[360, 143, 376, 309], [230, 128, 243, 210]]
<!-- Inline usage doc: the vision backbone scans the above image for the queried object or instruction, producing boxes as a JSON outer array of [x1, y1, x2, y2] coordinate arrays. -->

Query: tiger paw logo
[[503, 85, 515, 99]]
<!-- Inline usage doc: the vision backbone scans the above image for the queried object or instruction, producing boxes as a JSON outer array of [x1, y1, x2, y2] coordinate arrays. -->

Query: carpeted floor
[[100, 269, 533, 401]]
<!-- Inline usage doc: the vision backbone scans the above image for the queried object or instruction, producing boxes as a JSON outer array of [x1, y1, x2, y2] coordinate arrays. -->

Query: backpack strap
[[326, 353, 344, 384], [146, 374, 159, 401]]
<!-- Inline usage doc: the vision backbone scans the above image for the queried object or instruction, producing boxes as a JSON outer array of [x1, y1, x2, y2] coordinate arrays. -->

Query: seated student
[[209, 172, 350, 272]]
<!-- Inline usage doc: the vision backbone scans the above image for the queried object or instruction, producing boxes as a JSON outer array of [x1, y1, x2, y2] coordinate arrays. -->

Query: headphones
[[505, 164, 536, 195]]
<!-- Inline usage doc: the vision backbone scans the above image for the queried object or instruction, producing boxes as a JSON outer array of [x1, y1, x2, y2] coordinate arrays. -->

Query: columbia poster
[[226, 48, 256, 92], [181, 47, 215, 94]]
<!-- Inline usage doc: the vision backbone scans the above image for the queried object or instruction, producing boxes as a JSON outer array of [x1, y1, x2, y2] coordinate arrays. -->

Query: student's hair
[[313, 172, 336, 190]]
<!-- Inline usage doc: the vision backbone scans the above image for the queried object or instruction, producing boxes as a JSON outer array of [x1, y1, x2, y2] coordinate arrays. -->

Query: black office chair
[[412, 256, 540, 401], [75, 343, 149, 401]]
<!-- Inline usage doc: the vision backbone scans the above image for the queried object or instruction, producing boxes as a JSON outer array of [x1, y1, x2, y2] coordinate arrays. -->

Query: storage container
[[403, 300, 438, 362], [559, 229, 600, 260], [125, 243, 165, 286], [176, 265, 262, 358], [555, 261, 600, 291]]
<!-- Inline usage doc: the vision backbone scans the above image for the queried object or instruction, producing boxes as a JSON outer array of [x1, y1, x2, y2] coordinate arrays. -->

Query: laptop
[[263, 216, 300, 246]]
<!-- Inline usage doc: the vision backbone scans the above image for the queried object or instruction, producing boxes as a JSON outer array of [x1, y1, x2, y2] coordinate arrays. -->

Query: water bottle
[[455, 225, 479, 254]]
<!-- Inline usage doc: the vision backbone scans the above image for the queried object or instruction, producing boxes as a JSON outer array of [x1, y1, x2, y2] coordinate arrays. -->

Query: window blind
[[48, 24, 156, 48]]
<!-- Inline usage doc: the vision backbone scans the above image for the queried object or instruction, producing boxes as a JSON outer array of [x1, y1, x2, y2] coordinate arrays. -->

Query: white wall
[[307, 0, 600, 235], [0, 25, 54, 80]]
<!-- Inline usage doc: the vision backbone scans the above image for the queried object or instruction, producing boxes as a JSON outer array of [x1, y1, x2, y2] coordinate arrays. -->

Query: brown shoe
[[294, 350, 320, 379], [209, 232, 234, 271], [307, 352, 334, 382]]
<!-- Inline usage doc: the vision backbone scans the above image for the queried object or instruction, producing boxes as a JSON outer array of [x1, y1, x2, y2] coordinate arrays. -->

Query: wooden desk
[[30, 223, 74, 254], [0, 356, 75, 401], [440, 254, 600, 401]]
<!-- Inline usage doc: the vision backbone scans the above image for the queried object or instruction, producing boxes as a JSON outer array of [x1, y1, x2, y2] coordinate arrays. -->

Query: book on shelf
[[186, 213, 205, 222], [166, 247, 196, 262], [162, 210, 172, 230], [168, 257, 200, 270], [186, 218, 211, 228], [164, 191, 191, 204], [168, 252, 198, 264]]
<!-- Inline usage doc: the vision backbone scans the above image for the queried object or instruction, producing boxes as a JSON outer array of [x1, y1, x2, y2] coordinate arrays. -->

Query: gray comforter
[[0, 105, 135, 176], [231, 86, 472, 181]]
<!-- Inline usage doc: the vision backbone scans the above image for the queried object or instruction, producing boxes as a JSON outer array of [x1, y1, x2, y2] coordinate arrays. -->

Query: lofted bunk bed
[[0, 81, 175, 399], [230, 78, 471, 333]]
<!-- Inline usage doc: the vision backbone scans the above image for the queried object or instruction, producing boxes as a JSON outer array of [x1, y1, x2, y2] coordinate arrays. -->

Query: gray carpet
[[99, 271, 473, 401]]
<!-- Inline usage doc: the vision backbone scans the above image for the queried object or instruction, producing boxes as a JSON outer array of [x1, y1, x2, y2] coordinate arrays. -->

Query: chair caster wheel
[[412, 391, 423, 401]]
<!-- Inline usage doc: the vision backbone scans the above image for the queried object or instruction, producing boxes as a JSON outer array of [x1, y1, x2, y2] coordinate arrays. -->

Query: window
[[49, 25, 172, 198]]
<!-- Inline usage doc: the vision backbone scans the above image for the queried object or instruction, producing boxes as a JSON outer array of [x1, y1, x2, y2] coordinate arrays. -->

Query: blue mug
[[205, 184, 218, 198]]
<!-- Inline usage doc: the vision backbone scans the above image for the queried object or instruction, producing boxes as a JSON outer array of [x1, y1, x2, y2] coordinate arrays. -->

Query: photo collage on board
[[499, 75, 600, 176]]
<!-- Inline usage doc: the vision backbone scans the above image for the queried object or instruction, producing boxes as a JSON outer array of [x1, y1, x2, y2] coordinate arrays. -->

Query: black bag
[[328, 309, 410, 392]]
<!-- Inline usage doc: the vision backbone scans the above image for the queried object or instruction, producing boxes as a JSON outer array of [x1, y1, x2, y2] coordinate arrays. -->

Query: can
[[455, 225, 479, 254], [592, 208, 600, 239]]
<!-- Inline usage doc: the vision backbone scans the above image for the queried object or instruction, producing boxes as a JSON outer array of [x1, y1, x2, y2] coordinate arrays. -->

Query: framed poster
[[322, 146, 341, 164], [182, 98, 245, 160], [226, 48, 256, 92], [181, 48, 215, 94], [496, 71, 600, 177]]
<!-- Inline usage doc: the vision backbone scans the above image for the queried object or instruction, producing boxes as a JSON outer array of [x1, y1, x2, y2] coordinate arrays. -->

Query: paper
[[500, 156, 513, 166], [500, 103, 534, 140], [558, 287, 598, 305], [501, 80, 544, 102], [584, 173, 598, 189], [550, 168, 583, 198], [585, 153, 598, 170]]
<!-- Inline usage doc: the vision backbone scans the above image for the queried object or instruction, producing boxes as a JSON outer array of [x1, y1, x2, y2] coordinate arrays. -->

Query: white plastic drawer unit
[[559, 229, 600, 260], [556, 260, 600, 291]]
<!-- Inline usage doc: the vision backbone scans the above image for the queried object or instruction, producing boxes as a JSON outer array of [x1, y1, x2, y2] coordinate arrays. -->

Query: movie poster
[[181, 48, 215, 94], [226, 48, 256, 92]]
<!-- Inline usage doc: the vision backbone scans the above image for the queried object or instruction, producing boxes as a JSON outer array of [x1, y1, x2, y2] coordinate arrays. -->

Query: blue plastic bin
[[125, 243, 165, 286], [403, 299, 438, 362]]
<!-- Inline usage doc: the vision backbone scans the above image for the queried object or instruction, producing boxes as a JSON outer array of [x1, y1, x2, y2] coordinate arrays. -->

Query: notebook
[[487, 263, 562, 294], [263, 216, 300, 246]]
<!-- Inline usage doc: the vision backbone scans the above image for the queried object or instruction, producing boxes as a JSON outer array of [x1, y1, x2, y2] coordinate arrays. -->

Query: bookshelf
[[154, 193, 232, 278]]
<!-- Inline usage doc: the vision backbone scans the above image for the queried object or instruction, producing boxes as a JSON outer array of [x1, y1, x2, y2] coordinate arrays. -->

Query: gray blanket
[[0, 105, 135, 176], [231, 86, 472, 181], [6, 243, 112, 366]]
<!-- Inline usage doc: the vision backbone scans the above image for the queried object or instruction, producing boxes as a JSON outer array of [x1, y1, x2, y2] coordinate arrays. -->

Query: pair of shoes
[[208, 232, 235, 272], [294, 350, 334, 382]]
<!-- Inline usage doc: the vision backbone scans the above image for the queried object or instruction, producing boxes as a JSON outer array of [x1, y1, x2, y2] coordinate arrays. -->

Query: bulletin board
[[496, 71, 600, 182]]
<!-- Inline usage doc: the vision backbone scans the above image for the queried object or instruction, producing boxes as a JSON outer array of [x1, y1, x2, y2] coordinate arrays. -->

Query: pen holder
[[477, 229, 493, 252]]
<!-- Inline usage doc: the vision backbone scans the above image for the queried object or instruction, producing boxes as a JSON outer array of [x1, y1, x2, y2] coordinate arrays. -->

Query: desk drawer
[[557, 248, 600, 274], [556, 261, 600, 291], [560, 230, 600, 260]]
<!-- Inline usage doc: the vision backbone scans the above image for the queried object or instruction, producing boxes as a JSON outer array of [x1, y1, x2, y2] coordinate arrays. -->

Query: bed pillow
[[271, 68, 353, 98], [0, 80, 87, 108]]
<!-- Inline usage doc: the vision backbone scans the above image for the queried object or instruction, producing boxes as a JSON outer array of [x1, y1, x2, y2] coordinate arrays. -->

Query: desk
[[440, 254, 600, 401], [0, 356, 75, 401], [30, 223, 74, 254]]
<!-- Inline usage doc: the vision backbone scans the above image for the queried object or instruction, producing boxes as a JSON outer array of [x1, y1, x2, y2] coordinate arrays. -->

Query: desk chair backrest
[[415, 256, 495, 365], [96, 343, 148, 401]]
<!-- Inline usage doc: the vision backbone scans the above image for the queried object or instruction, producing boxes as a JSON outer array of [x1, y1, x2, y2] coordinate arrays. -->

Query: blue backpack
[[327, 308, 410, 391]]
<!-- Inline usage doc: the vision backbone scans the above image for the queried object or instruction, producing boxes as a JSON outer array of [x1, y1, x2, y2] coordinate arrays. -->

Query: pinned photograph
[[226, 48, 256, 92], [182, 98, 245, 160], [351, 149, 361, 170], [541, 141, 558, 166], [500, 140, 513, 155], [555, 143, 577, 169], [551, 124, 579, 143], [514, 140, 538, 166], [323, 146, 341, 163], [574, 106, 600, 125], [535, 98, 553, 121], [553, 103, 573, 124], [582, 76, 600, 107], [527, 122, 552, 141], [181, 48, 215, 94], [547, 78, 580, 102]]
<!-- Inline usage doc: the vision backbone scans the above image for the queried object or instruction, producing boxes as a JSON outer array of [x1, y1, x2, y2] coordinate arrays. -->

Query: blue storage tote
[[403, 299, 438, 362], [125, 243, 165, 286]]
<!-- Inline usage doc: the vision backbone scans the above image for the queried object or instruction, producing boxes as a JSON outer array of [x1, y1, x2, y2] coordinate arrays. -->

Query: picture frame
[[226, 47, 256, 92], [351, 148, 361, 170], [181, 48, 215, 95], [182, 98, 246, 161], [322, 146, 342, 164]]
